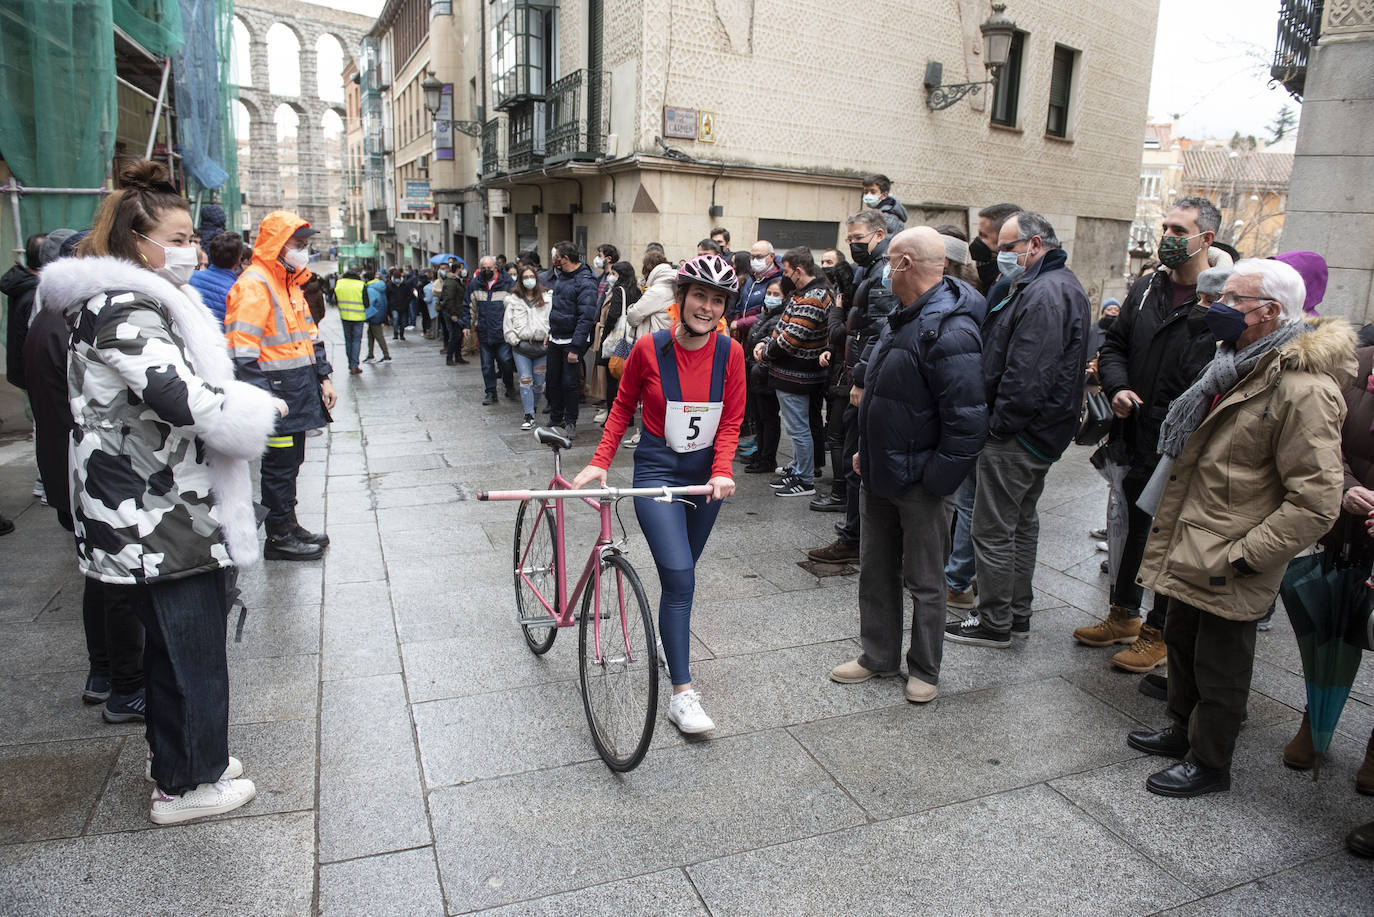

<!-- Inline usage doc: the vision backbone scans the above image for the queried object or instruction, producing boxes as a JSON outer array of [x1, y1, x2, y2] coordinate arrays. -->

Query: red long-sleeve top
[[591, 331, 747, 480]]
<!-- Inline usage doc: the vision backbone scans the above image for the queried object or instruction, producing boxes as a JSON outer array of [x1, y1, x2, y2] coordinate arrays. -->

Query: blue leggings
[[633, 491, 721, 686]]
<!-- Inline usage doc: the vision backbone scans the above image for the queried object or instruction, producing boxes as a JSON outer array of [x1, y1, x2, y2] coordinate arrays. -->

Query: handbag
[[1075, 389, 1113, 445], [515, 339, 547, 359]]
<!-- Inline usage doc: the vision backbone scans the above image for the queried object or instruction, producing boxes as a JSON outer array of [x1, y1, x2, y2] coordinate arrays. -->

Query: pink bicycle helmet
[[675, 253, 739, 305]]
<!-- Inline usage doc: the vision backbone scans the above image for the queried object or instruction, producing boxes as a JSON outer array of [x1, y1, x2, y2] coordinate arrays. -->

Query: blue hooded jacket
[[188, 265, 238, 328], [858, 276, 988, 498]]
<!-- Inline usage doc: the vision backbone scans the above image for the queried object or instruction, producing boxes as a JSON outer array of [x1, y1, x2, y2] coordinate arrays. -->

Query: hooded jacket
[[224, 212, 331, 434], [1139, 318, 1355, 621], [876, 195, 908, 237], [1098, 268, 1218, 476], [3, 262, 39, 388], [548, 261, 599, 350], [979, 247, 1091, 461], [846, 236, 902, 388], [859, 276, 988, 499], [187, 264, 238, 329], [365, 278, 388, 323], [627, 262, 676, 340], [37, 256, 278, 583]]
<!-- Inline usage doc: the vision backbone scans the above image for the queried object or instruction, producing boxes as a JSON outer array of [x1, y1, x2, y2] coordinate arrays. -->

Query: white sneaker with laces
[[149, 777, 256, 825], [667, 689, 715, 734], [145, 752, 243, 783]]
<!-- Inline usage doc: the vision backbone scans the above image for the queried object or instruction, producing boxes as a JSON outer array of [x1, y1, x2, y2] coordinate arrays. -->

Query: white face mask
[[593, 256, 605, 270], [283, 246, 309, 271], [750, 258, 767, 274], [522, 277, 536, 290], [550, 247, 558, 265], [862, 193, 881, 208], [139, 233, 198, 286], [606, 274, 618, 286]]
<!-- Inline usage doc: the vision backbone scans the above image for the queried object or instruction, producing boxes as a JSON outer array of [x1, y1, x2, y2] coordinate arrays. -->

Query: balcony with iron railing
[[481, 117, 506, 178], [1272, 0, 1323, 99], [544, 69, 607, 163]]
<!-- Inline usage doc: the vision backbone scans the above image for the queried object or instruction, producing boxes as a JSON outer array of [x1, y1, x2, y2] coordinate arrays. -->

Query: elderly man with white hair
[[1125, 257, 1356, 798]]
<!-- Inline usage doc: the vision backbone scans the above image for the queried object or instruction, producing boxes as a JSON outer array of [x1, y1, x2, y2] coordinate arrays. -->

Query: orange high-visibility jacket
[[224, 211, 332, 433]]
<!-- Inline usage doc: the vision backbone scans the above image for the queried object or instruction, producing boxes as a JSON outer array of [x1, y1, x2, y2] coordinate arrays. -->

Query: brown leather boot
[[1283, 710, 1316, 771], [1358, 729, 1374, 795], [1111, 624, 1167, 672], [1072, 604, 1142, 647]]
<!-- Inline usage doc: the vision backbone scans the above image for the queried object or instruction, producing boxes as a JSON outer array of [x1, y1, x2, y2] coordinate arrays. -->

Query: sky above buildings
[[303, 0, 1299, 143]]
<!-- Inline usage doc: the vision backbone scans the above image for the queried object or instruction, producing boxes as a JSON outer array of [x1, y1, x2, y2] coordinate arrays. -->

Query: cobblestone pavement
[[1, 312, 1372, 916]]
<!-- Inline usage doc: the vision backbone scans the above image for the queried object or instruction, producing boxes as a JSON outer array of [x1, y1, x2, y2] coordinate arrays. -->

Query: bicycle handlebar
[[478, 484, 715, 502]]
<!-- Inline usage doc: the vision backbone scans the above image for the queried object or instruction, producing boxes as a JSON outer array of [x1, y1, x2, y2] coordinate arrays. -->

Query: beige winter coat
[[1138, 317, 1356, 621], [626, 263, 675, 339]]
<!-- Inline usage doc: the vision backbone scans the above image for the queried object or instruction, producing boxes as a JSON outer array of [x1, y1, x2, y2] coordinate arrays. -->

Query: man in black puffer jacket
[[545, 240, 599, 437], [828, 227, 987, 702], [946, 211, 1090, 649]]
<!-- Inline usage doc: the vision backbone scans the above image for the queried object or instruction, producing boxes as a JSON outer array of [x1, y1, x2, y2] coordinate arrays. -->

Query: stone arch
[[265, 22, 303, 97], [314, 33, 346, 104], [230, 16, 254, 88]]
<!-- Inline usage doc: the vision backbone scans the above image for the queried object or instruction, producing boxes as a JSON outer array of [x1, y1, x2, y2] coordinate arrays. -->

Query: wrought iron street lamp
[[924, 3, 1018, 111], [421, 72, 483, 138]]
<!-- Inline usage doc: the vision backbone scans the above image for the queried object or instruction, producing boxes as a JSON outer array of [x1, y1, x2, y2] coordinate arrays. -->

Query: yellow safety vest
[[335, 276, 366, 322]]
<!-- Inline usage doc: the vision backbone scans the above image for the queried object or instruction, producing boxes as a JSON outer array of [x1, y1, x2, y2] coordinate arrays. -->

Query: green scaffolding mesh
[[0, 0, 118, 233], [172, 0, 238, 230], [113, 0, 183, 58]]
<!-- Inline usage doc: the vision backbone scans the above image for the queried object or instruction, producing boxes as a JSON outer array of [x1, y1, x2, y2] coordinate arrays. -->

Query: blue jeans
[[340, 320, 363, 369], [944, 471, 977, 592], [776, 390, 815, 484], [633, 433, 721, 686], [479, 340, 514, 397], [512, 350, 547, 415]]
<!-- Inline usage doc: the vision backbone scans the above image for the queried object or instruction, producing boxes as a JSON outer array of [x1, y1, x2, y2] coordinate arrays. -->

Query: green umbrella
[[1279, 549, 1369, 778]]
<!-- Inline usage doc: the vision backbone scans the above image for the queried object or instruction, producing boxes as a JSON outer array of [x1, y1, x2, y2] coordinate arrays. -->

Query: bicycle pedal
[[518, 614, 558, 629]]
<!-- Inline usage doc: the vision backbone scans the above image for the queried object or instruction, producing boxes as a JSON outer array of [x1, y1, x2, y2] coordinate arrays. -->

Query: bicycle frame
[[482, 451, 712, 664]]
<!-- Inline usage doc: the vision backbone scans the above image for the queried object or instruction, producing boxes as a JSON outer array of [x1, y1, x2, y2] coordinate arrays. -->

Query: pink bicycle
[[478, 427, 710, 771]]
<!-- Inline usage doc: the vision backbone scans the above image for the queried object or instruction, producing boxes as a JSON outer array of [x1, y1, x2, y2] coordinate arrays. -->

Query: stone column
[[297, 105, 328, 232], [246, 96, 280, 234], [1281, 6, 1374, 321]]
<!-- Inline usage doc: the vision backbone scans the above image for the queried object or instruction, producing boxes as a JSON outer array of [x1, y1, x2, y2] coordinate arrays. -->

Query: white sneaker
[[149, 777, 256, 825], [593, 408, 608, 425], [145, 752, 243, 783], [667, 689, 715, 734], [627, 431, 641, 448], [32, 478, 46, 503]]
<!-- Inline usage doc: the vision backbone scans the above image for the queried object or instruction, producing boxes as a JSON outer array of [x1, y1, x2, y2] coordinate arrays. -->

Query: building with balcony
[[369, 1, 1160, 303], [1275, 0, 1374, 320]]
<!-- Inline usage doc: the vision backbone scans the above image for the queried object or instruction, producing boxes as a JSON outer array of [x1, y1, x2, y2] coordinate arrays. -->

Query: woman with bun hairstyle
[[38, 160, 280, 825], [571, 254, 746, 735]]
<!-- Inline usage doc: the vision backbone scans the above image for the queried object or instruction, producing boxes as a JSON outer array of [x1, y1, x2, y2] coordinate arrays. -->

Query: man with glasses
[[806, 209, 899, 564], [1075, 198, 1224, 678], [945, 211, 1089, 648]]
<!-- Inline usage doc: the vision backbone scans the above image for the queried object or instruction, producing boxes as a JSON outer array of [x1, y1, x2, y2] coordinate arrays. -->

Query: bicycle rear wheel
[[514, 499, 558, 654], [578, 552, 658, 771]]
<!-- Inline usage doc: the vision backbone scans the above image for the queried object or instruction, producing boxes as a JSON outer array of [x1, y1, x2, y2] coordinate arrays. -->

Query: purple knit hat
[[1272, 250, 1327, 315]]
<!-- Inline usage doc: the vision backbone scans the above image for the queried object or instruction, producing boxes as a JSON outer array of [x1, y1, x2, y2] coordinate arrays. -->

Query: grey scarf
[[1136, 320, 1306, 517]]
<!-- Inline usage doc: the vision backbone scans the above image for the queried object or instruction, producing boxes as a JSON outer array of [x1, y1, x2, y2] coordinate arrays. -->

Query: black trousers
[[261, 432, 305, 528], [809, 388, 826, 474], [1165, 599, 1257, 772], [83, 577, 144, 695], [545, 342, 583, 426], [113, 568, 231, 795], [751, 384, 781, 468], [840, 404, 861, 544]]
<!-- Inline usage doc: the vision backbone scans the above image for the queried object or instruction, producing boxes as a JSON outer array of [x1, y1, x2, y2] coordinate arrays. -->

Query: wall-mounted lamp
[[709, 204, 724, 218], [924, 3, 1017, 111], [600, 201, 615, 213], [421, 71, 483, 138]]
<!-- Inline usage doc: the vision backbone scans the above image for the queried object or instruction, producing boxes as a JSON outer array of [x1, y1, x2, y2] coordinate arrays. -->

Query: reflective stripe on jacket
[[335, 276, 366, 322]]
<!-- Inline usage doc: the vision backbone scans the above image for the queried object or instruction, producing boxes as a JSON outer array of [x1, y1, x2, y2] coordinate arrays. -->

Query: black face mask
[[479, 268, 494, 282], [968, 237, 993, 263], [779, 275, 796, 297], [849, 241, 873, 267], [1186, 304, 1212, 337]]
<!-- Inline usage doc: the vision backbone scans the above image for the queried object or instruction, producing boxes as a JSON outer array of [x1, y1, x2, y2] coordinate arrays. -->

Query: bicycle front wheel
[[514, 499, 558, 654], [578, 552, 658, 771]]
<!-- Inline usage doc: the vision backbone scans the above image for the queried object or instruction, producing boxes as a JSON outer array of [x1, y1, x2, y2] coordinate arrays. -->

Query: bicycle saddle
[[534, 427, 573, 451]]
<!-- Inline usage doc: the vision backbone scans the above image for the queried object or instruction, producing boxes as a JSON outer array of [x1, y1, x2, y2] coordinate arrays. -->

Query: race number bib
[[663, 400, 722, 453]]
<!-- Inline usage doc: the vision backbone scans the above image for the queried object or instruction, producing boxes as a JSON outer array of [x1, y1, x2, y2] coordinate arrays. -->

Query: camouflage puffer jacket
[[38, 256, 279, 584]]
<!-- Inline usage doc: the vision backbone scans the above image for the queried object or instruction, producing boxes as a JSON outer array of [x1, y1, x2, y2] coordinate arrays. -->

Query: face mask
[[750, 258, 767, 274], [550, 248, 558, 264], [593, 256, 605, 271], [1186, 304, 1211, 336], [862, 193, 881, 208], [522, 277, 536, 290], [141, 235, 199, 286], [879, 261, 894, 294], [996, 250, 1025, 280], [1203, 302, 1254, 345], [968, 237, 993, 263], [849, 241, 873, 267], [280, 246, 309, 272], [1157, 232, 1200, 269], [479, 268, 494, 282], [763, 294, 782, 308], [606, 274, 618, 286]]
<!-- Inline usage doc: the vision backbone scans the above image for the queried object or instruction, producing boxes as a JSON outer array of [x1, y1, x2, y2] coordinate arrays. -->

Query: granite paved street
[[2, 312, 1372, 916]]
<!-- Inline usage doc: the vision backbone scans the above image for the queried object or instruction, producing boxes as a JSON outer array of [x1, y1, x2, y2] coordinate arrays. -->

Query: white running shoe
[[149, 777, 256, 825], [667, 689, 715, 734], [145, 752, 243, 783], [593, 408, 609, 425]]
